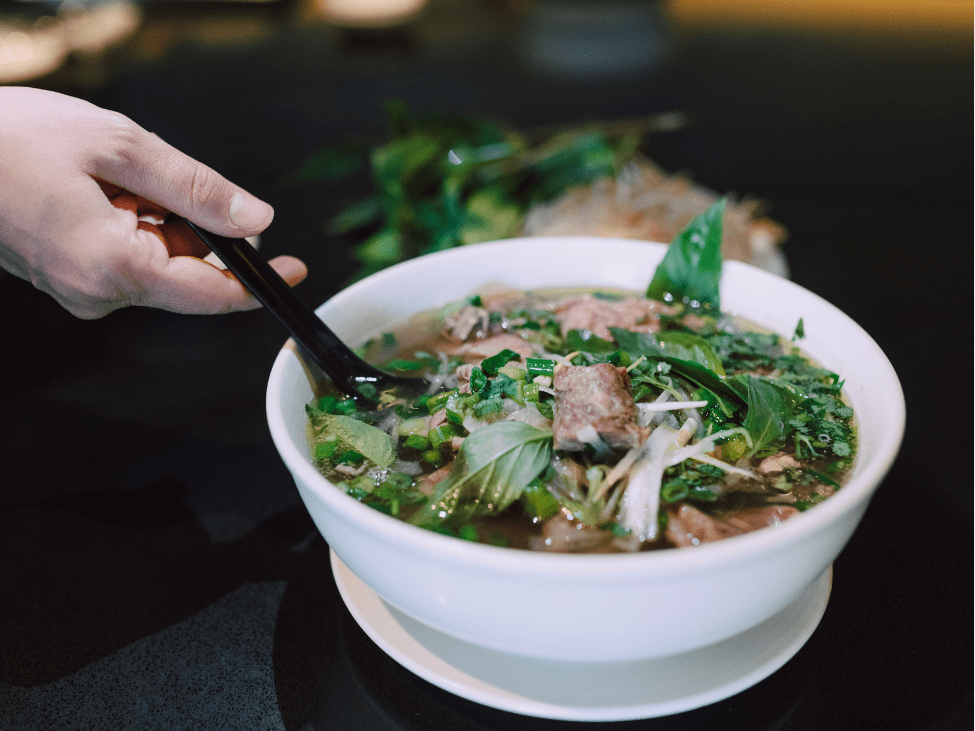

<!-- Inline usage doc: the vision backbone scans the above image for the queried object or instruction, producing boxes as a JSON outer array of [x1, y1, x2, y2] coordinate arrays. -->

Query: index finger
[[91, 115, 273, 237]]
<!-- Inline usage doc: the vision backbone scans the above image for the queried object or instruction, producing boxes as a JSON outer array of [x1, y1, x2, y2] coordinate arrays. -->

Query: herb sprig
[[293, 101, 643, 280]]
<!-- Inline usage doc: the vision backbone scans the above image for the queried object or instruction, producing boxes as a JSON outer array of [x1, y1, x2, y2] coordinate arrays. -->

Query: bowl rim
[[267, 236, 905, 579]]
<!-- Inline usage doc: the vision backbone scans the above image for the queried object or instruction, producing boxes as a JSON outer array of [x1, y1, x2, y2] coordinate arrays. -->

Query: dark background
[[1, 1, 971, 729]]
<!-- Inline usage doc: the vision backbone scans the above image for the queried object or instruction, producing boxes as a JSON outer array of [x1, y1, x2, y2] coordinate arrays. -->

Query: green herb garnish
[[646, 198, 726, 311]]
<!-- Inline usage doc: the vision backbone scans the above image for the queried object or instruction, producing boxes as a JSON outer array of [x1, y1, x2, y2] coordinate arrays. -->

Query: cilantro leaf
[[707, 329, 781, 373]]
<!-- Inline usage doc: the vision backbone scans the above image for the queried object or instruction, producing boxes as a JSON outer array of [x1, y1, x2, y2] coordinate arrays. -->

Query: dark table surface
[[1, 3, 971, 729]]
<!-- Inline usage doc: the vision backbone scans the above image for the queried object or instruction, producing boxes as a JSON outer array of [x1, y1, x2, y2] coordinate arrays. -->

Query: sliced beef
[[416, 463, 452, 497], [553, 363, 645, 451], [665, 504, 742, 547], [553, 295, 678, 340], [725, 505, 800, 531], [665, 504, 799, 547], [532, 512, 615, 553], [757, 452, 801, 474], [442, 333, 536, 361], [454, 363, 475, 393], [443, 304, 490, 341]]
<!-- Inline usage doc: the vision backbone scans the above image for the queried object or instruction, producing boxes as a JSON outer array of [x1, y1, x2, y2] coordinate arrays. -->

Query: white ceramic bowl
[[266, 237, 905, 663]]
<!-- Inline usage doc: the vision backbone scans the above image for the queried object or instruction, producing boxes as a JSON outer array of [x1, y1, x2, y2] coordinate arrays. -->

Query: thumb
[[92, 120, 273, 237]]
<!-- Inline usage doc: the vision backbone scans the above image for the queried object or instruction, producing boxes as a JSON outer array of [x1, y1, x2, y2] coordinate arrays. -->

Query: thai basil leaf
[[523, 131, 623, 204], [646, 198, 726, 310], [328, 195, 383, 235], [314, 414, 395, 469], [761, 377, 810, 409], [565, 329, 617, 354], [688, 383, 742, 422], [412, 421, 552, 527], [739, 377, 794, 457], [610, 328, 726, 375], [371, 133, 443, 208]]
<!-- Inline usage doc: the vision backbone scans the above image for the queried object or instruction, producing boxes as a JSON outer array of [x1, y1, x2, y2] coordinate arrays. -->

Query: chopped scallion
[[422, 449, 444, 466], [335, 399, 358, 415], [481, 349, 519, 376], [336, 450, 365, 465], [429, 423, 460, 448], [385, 359, 424, 372], [522, 479, 560, 520], [498, 365, 527, 381], [314, 441, 338, 460], [404, 434, 431, 450], [474, 397, 503, 418], [426, 389, 458, 414], [469, 366, 488, 394], [526, 358, 555, 379]]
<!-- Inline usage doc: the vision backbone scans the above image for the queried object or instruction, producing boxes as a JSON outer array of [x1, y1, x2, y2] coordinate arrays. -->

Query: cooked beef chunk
[[553, 363, 645, 451]]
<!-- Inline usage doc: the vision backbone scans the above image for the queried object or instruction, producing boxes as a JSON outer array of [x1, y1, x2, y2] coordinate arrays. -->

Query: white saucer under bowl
[[331, 550, 831, 722]]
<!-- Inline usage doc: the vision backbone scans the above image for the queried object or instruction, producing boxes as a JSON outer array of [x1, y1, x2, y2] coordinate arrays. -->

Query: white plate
[[331, 550, 831, 722]]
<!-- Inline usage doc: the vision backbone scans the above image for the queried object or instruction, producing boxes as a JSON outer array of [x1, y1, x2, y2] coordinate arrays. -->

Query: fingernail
[[229, 192, 273, 231]]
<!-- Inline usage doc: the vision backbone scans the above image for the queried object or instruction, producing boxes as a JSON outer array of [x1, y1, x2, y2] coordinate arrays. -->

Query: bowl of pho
[[266, 200, 904, 663]]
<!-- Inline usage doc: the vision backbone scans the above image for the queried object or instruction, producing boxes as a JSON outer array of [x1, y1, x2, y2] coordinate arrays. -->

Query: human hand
[[0, 87, 307, 319]]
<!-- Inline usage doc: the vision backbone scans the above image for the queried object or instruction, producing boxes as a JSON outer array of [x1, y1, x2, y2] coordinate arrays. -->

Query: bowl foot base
[[331, 550, 831, 721]]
